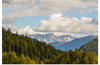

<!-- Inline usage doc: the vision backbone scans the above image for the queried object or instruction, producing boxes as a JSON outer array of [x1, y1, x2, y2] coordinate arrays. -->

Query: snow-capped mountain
[[28, 33, 75, 43]]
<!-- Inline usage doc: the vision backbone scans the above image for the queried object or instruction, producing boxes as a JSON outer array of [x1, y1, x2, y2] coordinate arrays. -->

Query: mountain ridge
[[28, 33, 75, 43], [50, 35, 98, 51]]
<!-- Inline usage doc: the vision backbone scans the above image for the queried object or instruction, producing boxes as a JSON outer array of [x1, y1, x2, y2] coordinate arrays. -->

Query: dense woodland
[[79, 38, 98, 53], [2, 27, 98, 64]]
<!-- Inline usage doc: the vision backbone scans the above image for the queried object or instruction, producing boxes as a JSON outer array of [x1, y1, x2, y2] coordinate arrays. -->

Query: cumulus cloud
[[7, 24, 35, 35], [37, 13, 98, 35], [2, 0, 98, 18], [6, 24, 73, 36]]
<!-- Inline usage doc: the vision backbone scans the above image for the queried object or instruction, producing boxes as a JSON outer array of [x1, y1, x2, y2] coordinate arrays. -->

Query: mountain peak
[[28, 33, 74, 43]]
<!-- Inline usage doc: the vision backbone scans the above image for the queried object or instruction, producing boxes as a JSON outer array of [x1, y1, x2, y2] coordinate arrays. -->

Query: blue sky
[[13, 15, 49, 29]]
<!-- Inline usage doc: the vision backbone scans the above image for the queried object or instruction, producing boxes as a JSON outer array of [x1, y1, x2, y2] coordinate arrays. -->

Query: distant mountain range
[[28, 34, 75, 43], [50, 35, 98, 51], [28, 33, 98, 52]]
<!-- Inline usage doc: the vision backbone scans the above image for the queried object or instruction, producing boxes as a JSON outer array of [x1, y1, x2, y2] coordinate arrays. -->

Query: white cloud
[[2, 0, 36, 8], [37, 13, 98, 35], [2, 0, 39, 18], [6, 22, 97, 38], [38, 0, 97, 14], [7, 24, 36, 35], [7, 24, 71, 36], [2, 0, 98, 18]]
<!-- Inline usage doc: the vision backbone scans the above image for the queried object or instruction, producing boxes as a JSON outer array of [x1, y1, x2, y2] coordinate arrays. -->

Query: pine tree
[[83, 56, 89, 64]]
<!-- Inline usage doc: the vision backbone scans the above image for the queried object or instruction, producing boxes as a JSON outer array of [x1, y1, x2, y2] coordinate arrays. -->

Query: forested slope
[[2, 28, 98, 64], [79, 38, 98, 53]]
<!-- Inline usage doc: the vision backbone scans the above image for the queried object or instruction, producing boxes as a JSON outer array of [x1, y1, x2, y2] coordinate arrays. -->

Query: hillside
[[79, 38, 98, 53], [2, 27, 98, 64], [50, 36, 97, 51]]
